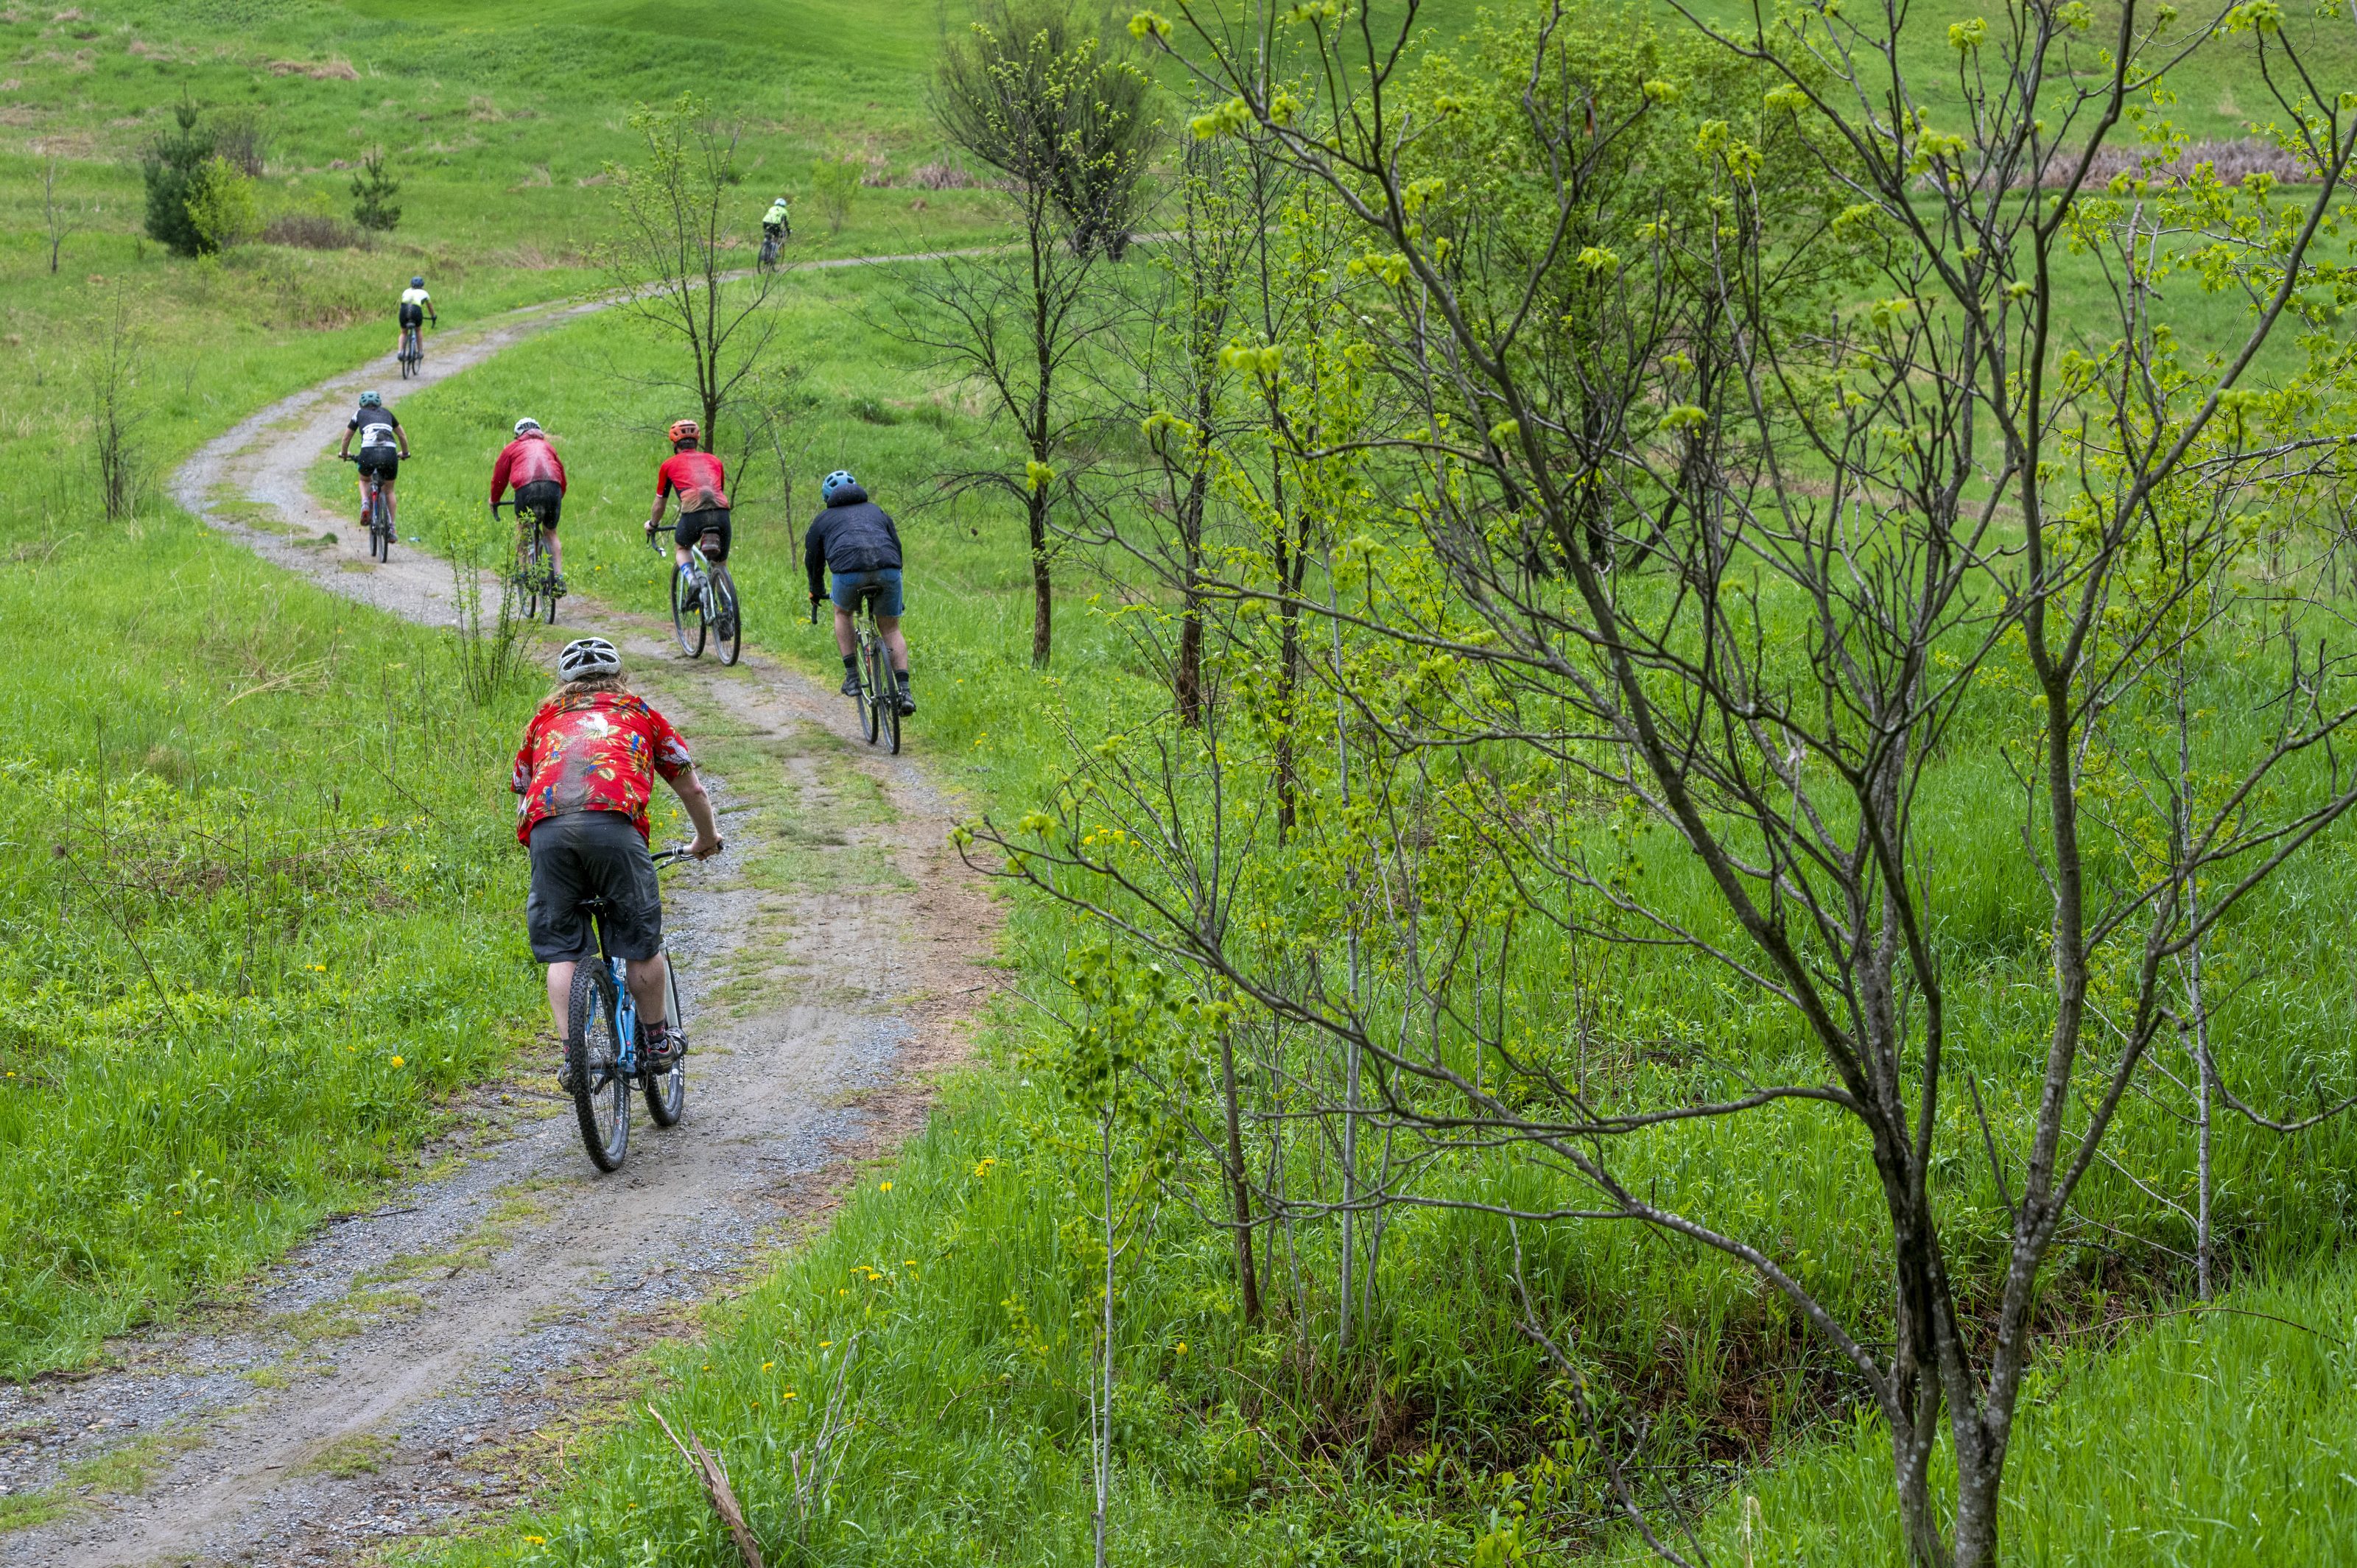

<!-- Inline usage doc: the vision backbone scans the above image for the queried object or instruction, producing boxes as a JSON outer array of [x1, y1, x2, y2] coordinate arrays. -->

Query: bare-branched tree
[[936, 0, 1162, 259], [970, 1, 2357, 1561], [600, 95, 785, 449], [42, 155, 85, 276], [909, 15, 1151, 667]]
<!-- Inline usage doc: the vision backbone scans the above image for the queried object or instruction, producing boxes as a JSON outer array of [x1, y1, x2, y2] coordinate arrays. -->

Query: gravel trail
[[0, 283, 998, 1566]]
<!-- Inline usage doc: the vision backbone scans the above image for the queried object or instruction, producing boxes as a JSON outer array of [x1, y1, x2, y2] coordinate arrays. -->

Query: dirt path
[[0, 288, 1000, 1566]]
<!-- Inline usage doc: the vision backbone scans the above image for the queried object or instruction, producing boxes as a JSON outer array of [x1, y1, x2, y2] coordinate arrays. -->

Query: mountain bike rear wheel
[[707, 566, 741, 666], [644, 957, 686, 1127], [566, 963, 630, 1172], [370, 491, 392, 561], [671, 565, 706, 658]]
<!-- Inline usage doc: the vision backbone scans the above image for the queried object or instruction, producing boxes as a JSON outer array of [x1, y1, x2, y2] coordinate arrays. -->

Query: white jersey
[[400, 286, 431, 309]]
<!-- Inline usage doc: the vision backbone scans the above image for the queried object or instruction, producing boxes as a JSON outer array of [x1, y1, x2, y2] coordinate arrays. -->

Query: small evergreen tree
[[140, 101, 217, 258], [350, 150, 401, 236]]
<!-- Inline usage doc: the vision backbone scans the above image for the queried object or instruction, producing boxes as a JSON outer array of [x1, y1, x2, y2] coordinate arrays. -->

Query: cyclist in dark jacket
[[805, 470, 912, 714]]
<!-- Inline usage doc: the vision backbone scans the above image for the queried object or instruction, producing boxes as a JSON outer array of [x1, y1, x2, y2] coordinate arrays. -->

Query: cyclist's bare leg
[[877, 614, 910, 674], [543, 524, 563, 576], [382, 480, 396, 530], [546, 955, 667, 1042], [832, 606, 857, 658], [624, 952, 670, 1031], [546, 960, 576, 1041]]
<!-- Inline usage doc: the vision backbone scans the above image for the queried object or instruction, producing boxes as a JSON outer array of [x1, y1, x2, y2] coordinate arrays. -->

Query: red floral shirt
[[510, 692, 692, 844]]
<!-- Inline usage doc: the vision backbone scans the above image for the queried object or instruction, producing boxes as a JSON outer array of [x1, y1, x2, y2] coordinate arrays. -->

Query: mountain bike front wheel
[[566, 963, 630, 1172], [644, 957, 686, 1127], [707, 566, 741, 666], [858, 636, 884, 745]]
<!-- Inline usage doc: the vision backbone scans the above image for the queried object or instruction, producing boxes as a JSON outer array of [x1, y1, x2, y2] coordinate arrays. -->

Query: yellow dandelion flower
[[879, 1181, 893, 1192]]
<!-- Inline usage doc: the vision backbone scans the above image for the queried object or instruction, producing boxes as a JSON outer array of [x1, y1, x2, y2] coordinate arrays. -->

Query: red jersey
[[510, 691, 692, 844], [490, 434, 567, 505], [656, 450, 730, 512]]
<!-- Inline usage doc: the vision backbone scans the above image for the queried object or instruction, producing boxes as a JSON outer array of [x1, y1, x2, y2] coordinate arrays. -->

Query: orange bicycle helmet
[[667, 419, 701, 445]]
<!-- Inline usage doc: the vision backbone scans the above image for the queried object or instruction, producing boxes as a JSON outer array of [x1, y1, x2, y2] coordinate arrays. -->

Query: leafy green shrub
[[140, 102, 217, 257], [809, 155, 860, 234], [186, 156, 259, 252], [350, 149, 402, 236]]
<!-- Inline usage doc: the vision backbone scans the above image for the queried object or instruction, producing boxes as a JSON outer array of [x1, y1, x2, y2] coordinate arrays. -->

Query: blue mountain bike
[[566, 846, 695, 1172]]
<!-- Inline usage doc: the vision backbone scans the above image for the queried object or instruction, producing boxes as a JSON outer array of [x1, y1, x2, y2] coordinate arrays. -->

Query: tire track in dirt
[[0, 273, 1002, 1567]]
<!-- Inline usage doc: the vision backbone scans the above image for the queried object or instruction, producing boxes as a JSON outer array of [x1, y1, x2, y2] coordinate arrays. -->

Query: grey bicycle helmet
[[514, 417, 543, 437], [556, 638, 621, 681], [358, 390, 382, 407], [821, 469, 858, 503]]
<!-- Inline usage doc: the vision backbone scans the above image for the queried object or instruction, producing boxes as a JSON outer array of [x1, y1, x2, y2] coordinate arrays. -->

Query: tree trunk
[[1175, 463, 1204, 725], [1217, 1026, 1261, 1326], [1028, 489, 1053, 669]]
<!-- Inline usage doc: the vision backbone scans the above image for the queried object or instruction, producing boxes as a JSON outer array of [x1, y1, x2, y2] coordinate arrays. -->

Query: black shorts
[[675, 507, 731, 561], [356, 450, 398, 482], [515, 479, 563, 528], [399, 303, 424, 328], [526, 811, 662, 963]]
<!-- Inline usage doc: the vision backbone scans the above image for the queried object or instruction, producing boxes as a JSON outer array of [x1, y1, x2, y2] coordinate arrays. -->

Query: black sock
[[896, 669, 911, 689], [842, 655, 856, 673]]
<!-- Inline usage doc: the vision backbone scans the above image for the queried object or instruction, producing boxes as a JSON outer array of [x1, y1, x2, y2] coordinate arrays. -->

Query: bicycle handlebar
[[653, 843, 721, 866]]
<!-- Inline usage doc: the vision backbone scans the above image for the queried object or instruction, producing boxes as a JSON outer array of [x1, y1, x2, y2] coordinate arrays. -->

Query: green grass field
[[7, 0, 2357, 1561]]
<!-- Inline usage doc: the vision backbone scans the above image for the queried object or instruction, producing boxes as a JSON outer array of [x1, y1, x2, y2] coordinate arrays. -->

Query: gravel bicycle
[[340, 454, 398, 562], [494, 496, 562, 625], [658, 523, 741, 665], [565, 845, 699, 1173], [759, 227, 784, 272], [814, 586, 902, 754], [398, 323, 425, 379]]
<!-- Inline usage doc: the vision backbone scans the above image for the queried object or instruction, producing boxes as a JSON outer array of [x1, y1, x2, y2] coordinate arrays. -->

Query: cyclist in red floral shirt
[[512, 638, 721, 1086]]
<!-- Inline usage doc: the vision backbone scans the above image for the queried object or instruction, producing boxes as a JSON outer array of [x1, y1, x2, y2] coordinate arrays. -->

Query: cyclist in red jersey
[[490, 416, 571, 589], [645, 419, 732, 608]]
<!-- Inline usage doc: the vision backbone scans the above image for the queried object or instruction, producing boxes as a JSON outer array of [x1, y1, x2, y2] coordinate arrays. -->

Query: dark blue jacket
[[804, 485, 902, 599]]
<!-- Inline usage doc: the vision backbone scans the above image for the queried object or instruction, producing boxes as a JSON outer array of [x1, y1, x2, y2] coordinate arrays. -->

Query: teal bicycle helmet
[[822, 470, 858, 503], [357, 390, 382, 407]]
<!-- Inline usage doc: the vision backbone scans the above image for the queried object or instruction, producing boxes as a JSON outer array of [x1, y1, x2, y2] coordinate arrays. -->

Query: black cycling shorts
[[675, 507, 731, 561], [399, 303, 424, 328], [526, 810, 663, 963], [356, 450, 398, 482], [515, 479, 563, 528]]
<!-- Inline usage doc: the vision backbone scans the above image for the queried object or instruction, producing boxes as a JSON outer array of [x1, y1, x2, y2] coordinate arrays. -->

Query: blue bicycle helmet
[[822, 469, 859, 503], [410, 275, 425, 287], [357, 390, 382, 407]]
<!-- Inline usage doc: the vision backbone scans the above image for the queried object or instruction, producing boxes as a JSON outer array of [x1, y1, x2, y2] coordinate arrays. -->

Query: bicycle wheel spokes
[[671, 565, 706, 658], [567, 966, 630, 1171], [709, 567, 741, 666], [858, 636, 882, 744]]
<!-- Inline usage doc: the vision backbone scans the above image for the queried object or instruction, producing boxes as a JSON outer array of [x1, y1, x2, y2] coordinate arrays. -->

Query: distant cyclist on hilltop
[[398, 275, 435, 360]]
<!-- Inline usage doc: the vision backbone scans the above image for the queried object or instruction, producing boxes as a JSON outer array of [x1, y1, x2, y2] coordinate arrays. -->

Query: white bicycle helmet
[[513, 417, 543, 437], [556, 637, 620, 681]]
